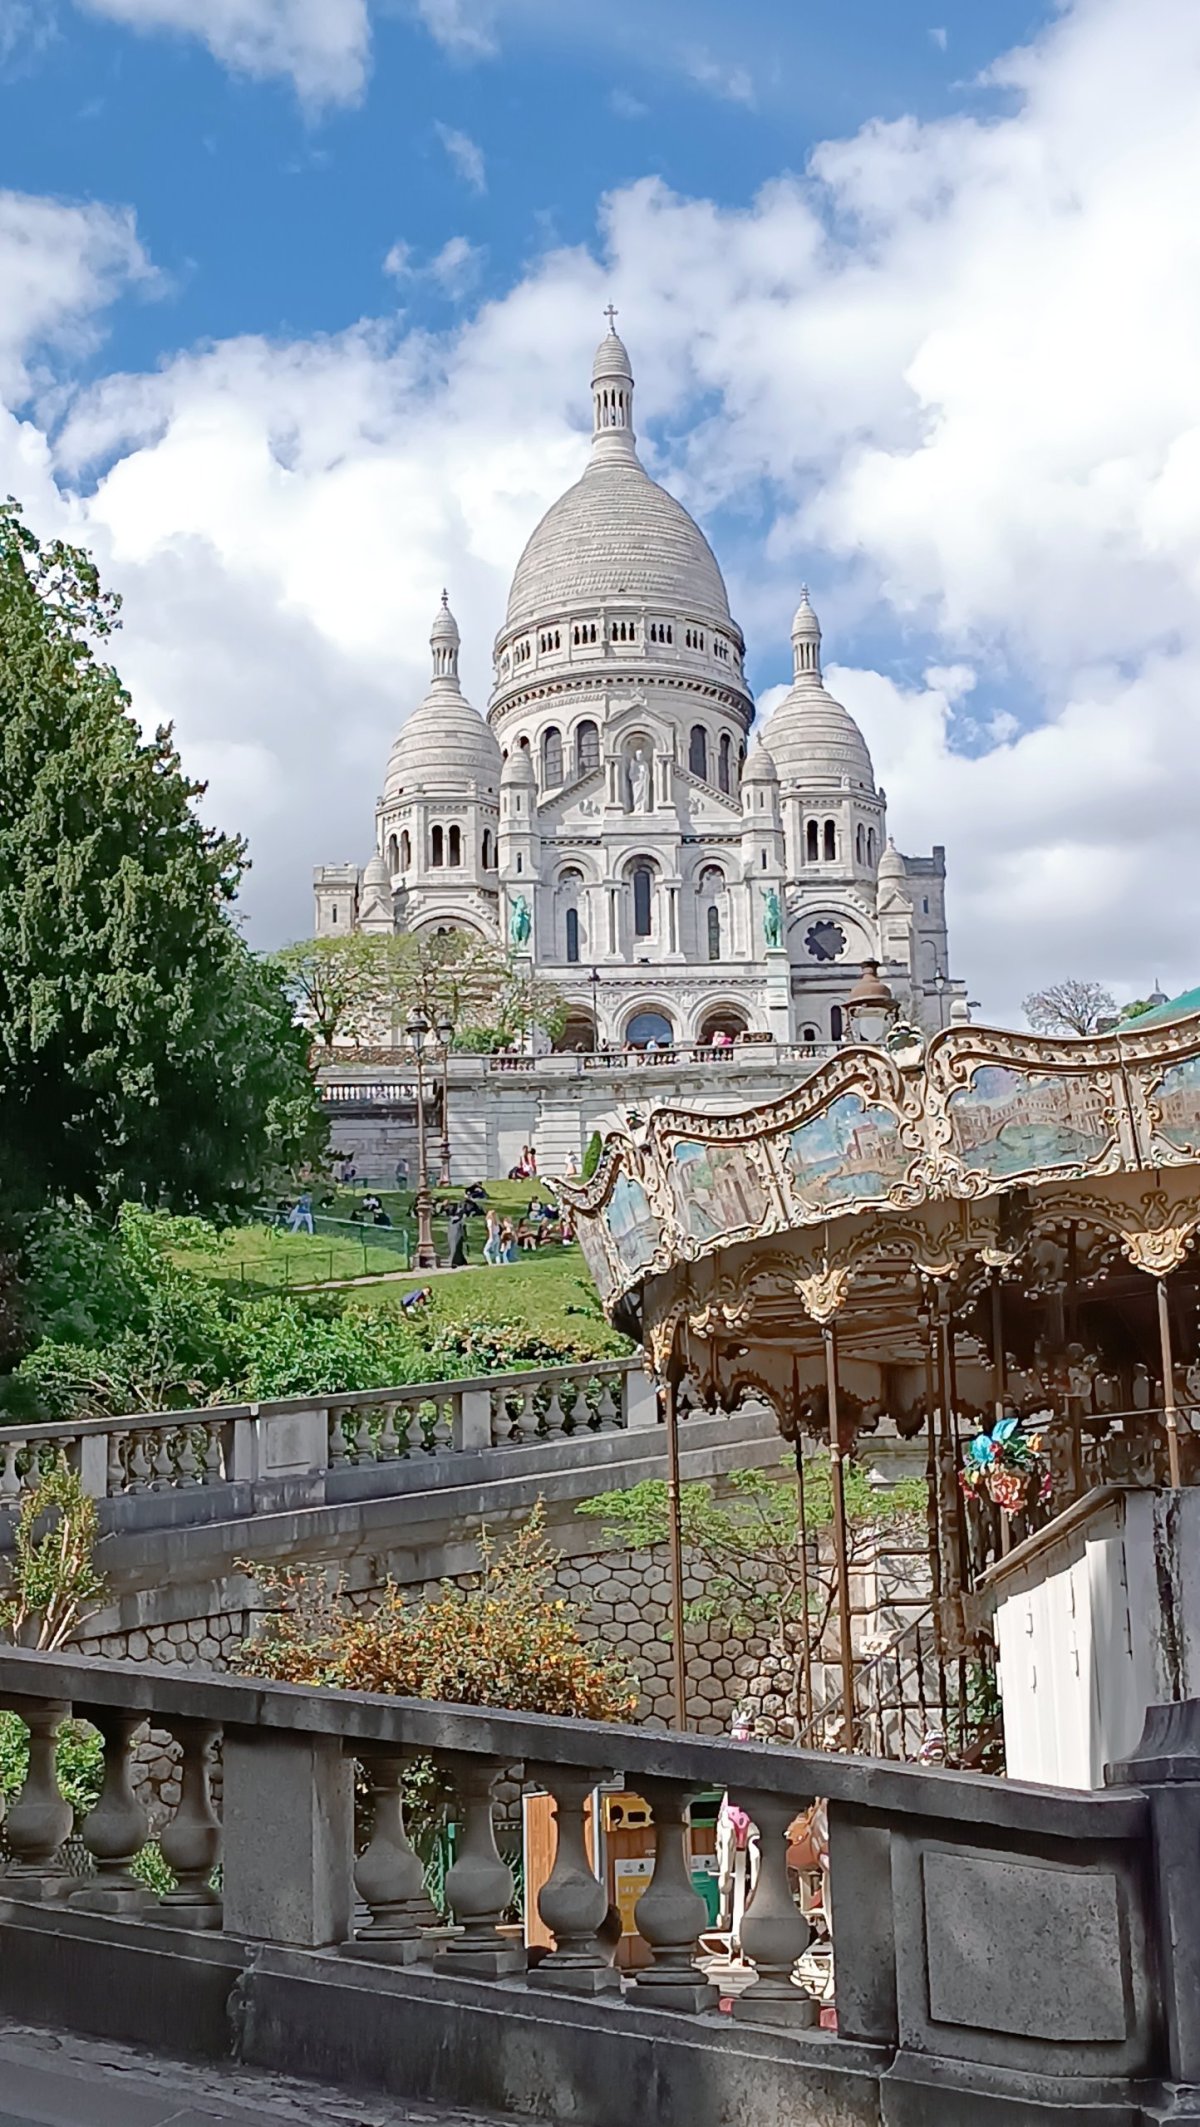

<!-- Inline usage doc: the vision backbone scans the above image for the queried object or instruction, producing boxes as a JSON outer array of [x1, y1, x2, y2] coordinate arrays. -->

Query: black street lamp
[[405, 1009, 437, 1270], [436, 1014, 454, 1187], [933, 966, 948, 1031]]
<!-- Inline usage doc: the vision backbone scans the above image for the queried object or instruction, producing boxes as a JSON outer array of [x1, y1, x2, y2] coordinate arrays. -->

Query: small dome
[[502, 741, 536, 785], [766, 681, 875, 791], [363, 851, 390, 885], [384, 595, 501, 802], [742, 742, 779, 783], [846, 960, 895, 1010], [878, 838, 905, 880], [592, 326, 633, 383], [792, 585, 820, 638]]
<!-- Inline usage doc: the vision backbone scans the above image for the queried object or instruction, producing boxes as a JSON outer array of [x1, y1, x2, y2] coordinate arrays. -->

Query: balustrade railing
[[0, 1642, 1158, 2082], [0, 1359, 654, 1522]]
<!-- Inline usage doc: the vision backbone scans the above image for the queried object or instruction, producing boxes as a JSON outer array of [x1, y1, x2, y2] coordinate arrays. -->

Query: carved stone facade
[[314, 326, 965, 1048]]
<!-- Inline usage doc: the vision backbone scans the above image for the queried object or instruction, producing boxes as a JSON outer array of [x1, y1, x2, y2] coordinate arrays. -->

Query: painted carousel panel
[[946, 1065, 1114, 1180], [576, 1216, 618, 1302], [1147, 1053, 1200, 1157], [778, 1092, 908, 1217], [669, 1138, 771, 1244], [601, 1172, 661, 1278]]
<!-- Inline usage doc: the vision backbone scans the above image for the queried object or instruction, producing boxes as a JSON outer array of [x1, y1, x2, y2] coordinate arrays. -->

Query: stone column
[[70, 1709, 153, 1915], [729, 1790, 815, 2026], [157, 1718, 222, 1929], [632, 1778, 717, 2012], [439, 1757, 525, 1977], [526, 1766, 619, 1996], [222, 1730, 353, 1946], [2, 1697, 74, 1900], [344, 1750, 427, 1963], [455, 1386, 493, 1451]]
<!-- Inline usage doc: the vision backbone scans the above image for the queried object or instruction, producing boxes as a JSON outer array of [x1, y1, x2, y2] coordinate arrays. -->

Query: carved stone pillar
[[2, 1697, 74, 1899], [70, 1709, 152, 1914], [157, 1719, 222, 1928], [439, 1757, 525, 1977], [526, 1765, 619, 1995], [729, 1790, 816, 2025], [344, 1750, 427, 1963], [632, 1778, 717, 2011]]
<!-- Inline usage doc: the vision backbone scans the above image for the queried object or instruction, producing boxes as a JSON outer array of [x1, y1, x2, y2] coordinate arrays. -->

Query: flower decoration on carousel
[[960, 1417, 1051, 1515]]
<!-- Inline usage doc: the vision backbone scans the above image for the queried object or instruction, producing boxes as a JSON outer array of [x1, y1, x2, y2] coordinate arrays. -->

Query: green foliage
[[271, 927, 566, 1055], [579, 1461, 926, 1695], [0, 502, 325, 1224], [236, 1504, 638, 1722], [0, 1712, 103, 1813], [581, 1131, 603, 1181], [0, 1461, 105, 1649]]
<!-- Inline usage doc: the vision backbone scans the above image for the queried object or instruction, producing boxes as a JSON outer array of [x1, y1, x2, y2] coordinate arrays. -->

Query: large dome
[[384, 594, 501, 801], [502, 327, 734, 636]]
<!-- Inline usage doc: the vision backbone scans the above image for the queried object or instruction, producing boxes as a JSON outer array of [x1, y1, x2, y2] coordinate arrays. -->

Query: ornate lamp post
[[845, 960, 897, 1047], [405, 1009, 437, 1270], [933, 965, 948, 1031], [589, 966, 601, 1051], [436, 1015, 454, 1187]]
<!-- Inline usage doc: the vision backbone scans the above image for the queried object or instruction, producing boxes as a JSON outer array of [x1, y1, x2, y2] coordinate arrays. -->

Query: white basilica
[[314, 323, 963, 1050]]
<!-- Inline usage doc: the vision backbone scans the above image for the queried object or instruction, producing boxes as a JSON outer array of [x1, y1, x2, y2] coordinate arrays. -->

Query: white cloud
[[0, 0, 58, 71], [609, 86, 648, 120], [7, 0, 1200, 1023], [382, 240, 412, 281], [434, 121, 487, 194], [73, 0, 371, 104], [682, 45, 755, 106], [412, 0, 496, 57], [0, 190, 152, 401], [928, 25, 947, 51], [383, 234, 484, 298]]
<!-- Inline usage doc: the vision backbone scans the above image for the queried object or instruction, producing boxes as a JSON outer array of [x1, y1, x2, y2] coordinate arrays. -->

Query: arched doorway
[[625, 1009, 674, 1049], [699, 1007, 748, 1045], [555, 1011, 596, 1053]]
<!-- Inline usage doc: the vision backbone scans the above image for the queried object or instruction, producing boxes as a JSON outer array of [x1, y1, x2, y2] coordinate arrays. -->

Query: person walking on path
[[287, 1191, 314, 1236], [501, 1220, 519, 1264], [447, 1206, 468, 1268], [483, 1208, 502, 1265]]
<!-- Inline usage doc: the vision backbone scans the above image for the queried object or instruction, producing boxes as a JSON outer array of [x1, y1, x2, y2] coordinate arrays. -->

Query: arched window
[[633, 866, 653, 938], [566, 908, 580, 964], [707, 905, 721, 961], [689, 725, 708, 780], [481, 830, 492, 870], [802, 1024, 819, 1044], [542, 726, 563, 786], [856, 824, 865, 864], [823, 818, 836, 861], [718, 733, 732, 794], [400, 830, 411, 869], [576, 720, 600, 775], [386, 834, 399, 873], [806, 819, 819, 863], [431, 824, 444, 867], [448, 825, 461, 865], [830, 1005, 844, 1043], [868, 828, 877, 867]]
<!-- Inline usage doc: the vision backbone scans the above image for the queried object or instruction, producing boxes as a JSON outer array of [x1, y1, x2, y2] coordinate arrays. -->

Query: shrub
[[0, 1462, 105, 1650]]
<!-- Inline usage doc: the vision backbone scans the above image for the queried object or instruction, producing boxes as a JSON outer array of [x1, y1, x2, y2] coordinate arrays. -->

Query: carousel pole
[[1156, 1277, 1183, 1489], [823, 1322, 857, 1749], [991, 1268, 1011, 1559], [663, 1374, 689, 1730], [920, 1290, 947, 1711], [791, 1357, 815, 1734]]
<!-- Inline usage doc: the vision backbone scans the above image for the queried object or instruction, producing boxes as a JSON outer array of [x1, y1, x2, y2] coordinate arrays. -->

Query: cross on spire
[[603, 302, 619, 333]]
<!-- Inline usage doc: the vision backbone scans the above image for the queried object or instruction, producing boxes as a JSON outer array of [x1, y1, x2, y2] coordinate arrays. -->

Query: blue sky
[[2, 0, 1200, 1018]]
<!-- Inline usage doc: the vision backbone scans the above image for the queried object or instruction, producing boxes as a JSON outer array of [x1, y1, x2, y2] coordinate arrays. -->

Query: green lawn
[[352, 1246, 630, 1359]]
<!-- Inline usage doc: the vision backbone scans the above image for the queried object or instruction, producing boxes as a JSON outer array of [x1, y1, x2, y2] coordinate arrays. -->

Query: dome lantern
[[383, 590, 502, 802], [791, 586, 822, 682], [590, 307, 638, 468]]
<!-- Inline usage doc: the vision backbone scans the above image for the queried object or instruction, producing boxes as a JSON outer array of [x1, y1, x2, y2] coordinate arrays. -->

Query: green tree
[[271, 933, 391, 1051], [1022, 978, 1116, 1037], [0, 503, 324, 1219], [578, 1462, 925, 1733], [274, 927, 565, 1054]]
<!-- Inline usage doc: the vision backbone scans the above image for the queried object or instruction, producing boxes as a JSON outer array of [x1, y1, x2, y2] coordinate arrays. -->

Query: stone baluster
[[344, 1750, 426, 1962], [70, 1710, 152, 1914], [328, 1412, 348, 1468], [631, 1779, 718, 2011], [543, 1386, 568, 1438], [157, 1719, 222, 1928], [2, 1698, 74, 1898], [127, 1431, 152, 1492], [201, 1422, 224, 1484], [515, 1387, 540, 1444], [393, 1403, 416, 1457], [438, 1758, 525, 1976], [594, 1377, 619, 1432], [377, 1405, 401, 1460], [352, 1409, 375, 1465], [0, 1439, 23, 1504], [526, 1765, 620, 1995], [729, 1790, 816, 2025], [175, 1429, 200, 1487], [106, 1430, 128, 1495], [150, 1429, 175, 1490]]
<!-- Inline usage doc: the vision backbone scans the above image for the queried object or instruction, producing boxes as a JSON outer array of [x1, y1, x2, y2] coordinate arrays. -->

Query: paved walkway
[[0, 2023, 531, 2127]]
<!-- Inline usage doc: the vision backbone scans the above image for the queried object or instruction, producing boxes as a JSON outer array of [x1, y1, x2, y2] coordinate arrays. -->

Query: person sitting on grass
[[400, 1287, 432, 1312]]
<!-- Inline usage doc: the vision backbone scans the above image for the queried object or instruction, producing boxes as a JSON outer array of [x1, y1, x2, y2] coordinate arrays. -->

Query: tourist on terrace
[[287, 1191, 314, 1236]]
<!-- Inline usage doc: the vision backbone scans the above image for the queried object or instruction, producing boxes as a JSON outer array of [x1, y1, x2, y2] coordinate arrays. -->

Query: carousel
[[559, 976, 1200, 1764]]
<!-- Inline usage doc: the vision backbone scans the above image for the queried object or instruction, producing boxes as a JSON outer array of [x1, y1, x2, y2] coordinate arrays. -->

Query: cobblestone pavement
[[0, 2022, 537, 2127]]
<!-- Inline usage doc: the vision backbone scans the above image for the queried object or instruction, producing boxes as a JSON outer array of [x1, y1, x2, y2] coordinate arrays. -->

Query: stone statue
[[509, 894, 531, 947], [627, 748, 650, 812], [761, 886, 782, 950]]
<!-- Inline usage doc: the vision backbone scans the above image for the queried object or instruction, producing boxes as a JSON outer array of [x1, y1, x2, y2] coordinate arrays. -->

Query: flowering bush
[[960, 1417, 1050, 1515], [235, 1504, 639, 1723]]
